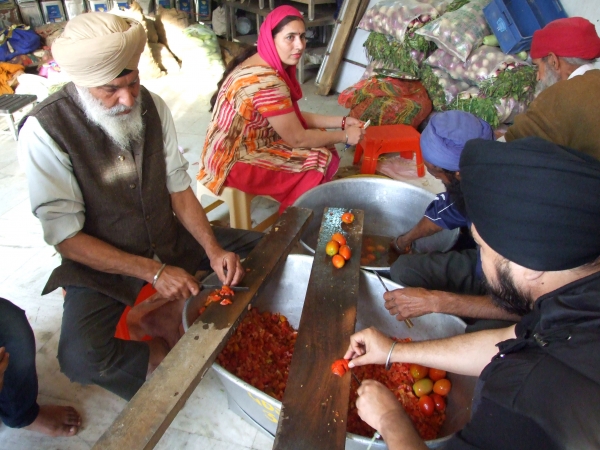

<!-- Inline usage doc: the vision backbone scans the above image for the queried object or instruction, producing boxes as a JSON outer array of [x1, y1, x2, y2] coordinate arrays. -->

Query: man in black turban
[[342, 137, 600, 449]]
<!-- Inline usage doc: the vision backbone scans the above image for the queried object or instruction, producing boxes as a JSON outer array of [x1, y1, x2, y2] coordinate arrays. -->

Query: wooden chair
[[196, 181, 279, 231]]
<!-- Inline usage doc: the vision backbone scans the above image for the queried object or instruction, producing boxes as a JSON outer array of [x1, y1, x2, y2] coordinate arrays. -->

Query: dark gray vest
[[23, 83, 203, 305]]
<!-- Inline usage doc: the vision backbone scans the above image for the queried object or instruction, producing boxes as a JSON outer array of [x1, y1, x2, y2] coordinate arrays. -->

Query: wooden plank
[[93, 207, 313, 450], [273, 207, 363, 450], [315, 0, 363, 96]]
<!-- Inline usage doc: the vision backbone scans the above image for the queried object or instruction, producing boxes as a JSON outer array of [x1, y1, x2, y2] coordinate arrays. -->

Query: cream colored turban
[[52, 12, 146, 87]]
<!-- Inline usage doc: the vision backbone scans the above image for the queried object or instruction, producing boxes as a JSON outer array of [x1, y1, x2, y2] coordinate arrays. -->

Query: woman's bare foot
[[24, 405, 81, 437]]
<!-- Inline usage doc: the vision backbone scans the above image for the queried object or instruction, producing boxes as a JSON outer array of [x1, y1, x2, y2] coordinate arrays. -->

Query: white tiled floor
[[0, 68, 442, 449]]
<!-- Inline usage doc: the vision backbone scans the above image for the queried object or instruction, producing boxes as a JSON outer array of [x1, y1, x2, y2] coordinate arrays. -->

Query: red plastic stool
[[353, 124, 425, 177]]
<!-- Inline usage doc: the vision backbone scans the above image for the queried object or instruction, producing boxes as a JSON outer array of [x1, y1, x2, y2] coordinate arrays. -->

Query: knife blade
[[201, 284, 250, 292], [373, 271, 414, 329]]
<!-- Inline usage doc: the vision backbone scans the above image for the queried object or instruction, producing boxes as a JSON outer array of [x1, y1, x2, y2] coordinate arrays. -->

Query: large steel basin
[[184, 254, 475, 449], [292, 177, 459, 270]]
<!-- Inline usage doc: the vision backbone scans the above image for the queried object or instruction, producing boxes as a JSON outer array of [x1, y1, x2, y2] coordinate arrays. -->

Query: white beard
[[535, 64, 562, 97], [76, 86, 144, 149]]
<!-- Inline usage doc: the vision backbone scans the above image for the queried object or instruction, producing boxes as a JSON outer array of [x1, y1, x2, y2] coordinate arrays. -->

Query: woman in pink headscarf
[[198, 6, 365, 214]]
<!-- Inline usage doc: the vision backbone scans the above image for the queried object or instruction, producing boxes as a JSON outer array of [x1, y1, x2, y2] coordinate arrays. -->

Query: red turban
[[530, 17, 600, 60]]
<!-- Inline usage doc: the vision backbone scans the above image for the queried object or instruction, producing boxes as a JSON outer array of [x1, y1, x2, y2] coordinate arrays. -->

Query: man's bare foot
[[24, 405, 81, 437]]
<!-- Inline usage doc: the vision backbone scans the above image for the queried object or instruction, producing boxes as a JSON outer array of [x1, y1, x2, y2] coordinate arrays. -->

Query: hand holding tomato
[[356, 380, 405, 433], [383, 287, 441, 322], [344, 327, 395, 368], [356, 380, 422, 445]]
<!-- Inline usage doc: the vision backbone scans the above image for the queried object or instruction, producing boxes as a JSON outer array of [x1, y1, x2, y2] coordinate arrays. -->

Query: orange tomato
[[360, 257, 370, 265], [331, 232, 347, 246], [366, 245, 375, 252], [325, 240, 340, 256], [332, 254, 346, 268], [376, 244, 386, 252], [366, 253, 376, 261], [409, 364, 429, 381], [341, 212, 355, 224], [429, 368, 447, 381], [338, 245, 352, 261], [433, 378, 452, 396]]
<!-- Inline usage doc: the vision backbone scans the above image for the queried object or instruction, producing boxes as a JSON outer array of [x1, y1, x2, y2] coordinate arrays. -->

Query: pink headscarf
[[257, 6, 308, 129]]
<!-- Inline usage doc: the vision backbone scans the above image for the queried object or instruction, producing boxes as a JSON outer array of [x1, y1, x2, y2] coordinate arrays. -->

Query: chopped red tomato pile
[[217, 308, 297, 400], [217, 309, 448, 440]]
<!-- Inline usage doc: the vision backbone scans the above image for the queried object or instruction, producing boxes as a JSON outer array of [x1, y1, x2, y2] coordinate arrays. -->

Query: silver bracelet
[[345, 133, 349, 145], [152, 263, 167, 288], [385, 340, 397, 371]]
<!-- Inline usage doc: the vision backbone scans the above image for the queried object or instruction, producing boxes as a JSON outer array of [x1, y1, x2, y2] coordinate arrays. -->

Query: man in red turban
[[505, 17, 600, 160]]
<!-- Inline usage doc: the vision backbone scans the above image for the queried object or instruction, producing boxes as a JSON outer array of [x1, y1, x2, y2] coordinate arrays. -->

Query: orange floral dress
[[197, 65, 336, 197]]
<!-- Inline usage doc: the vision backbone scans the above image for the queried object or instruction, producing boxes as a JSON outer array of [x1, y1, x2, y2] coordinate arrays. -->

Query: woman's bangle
[[385, 340, 398, 370], [152, 263, 167, 288], [344, 133, 349, 145], [341, 116, 347, 130]]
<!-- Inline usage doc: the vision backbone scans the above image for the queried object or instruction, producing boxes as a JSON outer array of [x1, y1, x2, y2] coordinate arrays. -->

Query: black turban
[[460, 137, 600, 271]]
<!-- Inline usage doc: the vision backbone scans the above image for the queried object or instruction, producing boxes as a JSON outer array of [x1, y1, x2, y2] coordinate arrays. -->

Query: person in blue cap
[[386, 110, 520, 326]]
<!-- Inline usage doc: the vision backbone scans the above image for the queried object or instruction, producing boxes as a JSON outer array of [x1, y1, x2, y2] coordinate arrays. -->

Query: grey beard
[[76, 86, 144, 149], [535, 64, 561, 96]]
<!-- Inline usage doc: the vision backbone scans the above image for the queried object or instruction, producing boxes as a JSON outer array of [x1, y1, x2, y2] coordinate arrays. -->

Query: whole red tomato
[[431, 393, 446, 412], [338, 245, 352, 261], [429, 368, 447, 381], [331, 233, 347, 246], [418, 395, 435, 417], [409, 364, 429, 381], [433, 378, 452, 396], [341, 212, 355, 224], [332, 254, 346, 268]]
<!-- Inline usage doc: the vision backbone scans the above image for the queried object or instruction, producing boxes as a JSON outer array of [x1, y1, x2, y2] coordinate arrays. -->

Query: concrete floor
[[0, 67, 441, 449]]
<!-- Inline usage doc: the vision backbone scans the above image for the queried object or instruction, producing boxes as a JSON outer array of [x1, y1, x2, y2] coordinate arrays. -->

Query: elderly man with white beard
[[504, 17, 600, 160], [18, 13, 263, 400]]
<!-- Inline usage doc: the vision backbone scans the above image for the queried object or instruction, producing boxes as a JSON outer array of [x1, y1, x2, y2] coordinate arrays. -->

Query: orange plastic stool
[[353, 124, 425, 177]]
